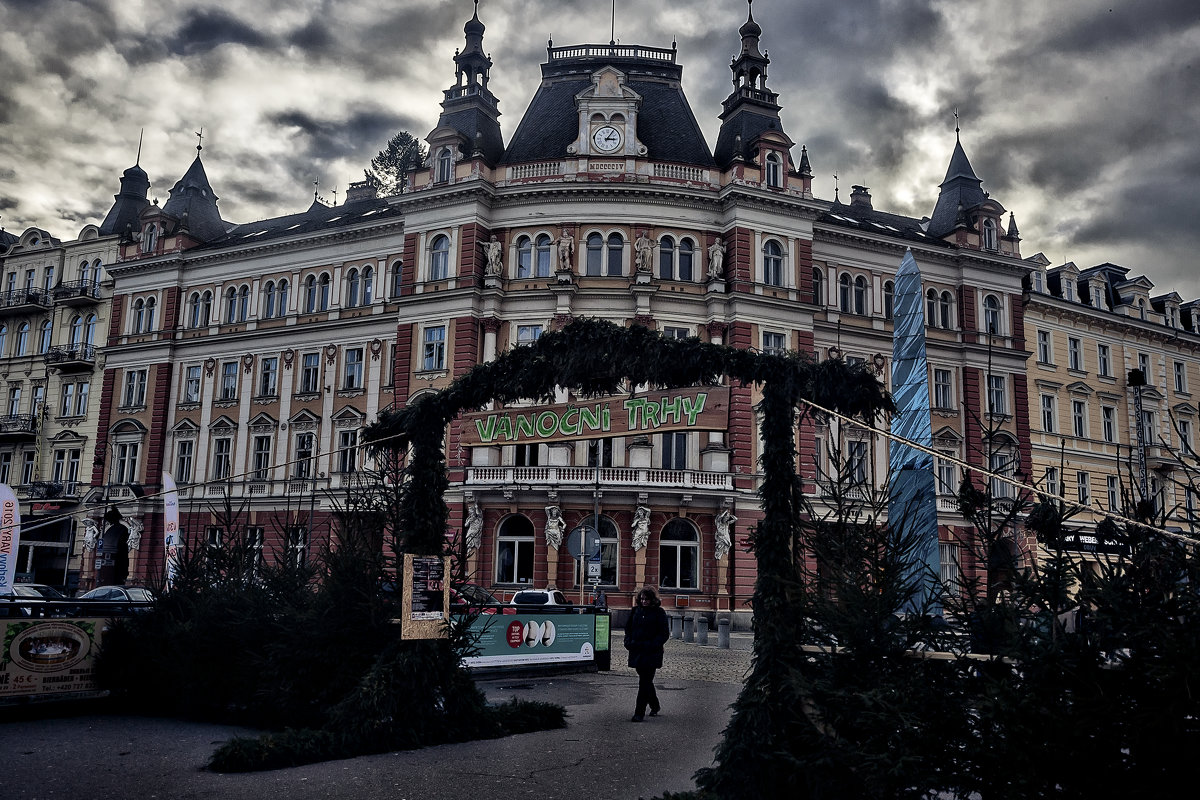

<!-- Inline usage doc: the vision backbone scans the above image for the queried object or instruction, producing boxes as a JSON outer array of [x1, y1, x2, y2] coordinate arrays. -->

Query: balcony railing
[[44, 344, 96, 369], [465, 465, 733, 490], [0, 288, 50, 311], [0, 414, 38, 435], [52, 280, 102, 304]]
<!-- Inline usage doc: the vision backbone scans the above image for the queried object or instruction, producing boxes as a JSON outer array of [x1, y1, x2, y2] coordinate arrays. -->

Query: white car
[[509, 588, 575, 613]]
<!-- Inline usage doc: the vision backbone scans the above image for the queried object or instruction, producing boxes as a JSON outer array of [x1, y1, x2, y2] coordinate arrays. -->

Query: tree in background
[[363, 131, 427, 195]]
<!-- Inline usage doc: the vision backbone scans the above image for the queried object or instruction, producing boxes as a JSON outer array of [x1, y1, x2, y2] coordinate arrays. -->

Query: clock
[[591, 125, 623, 153]]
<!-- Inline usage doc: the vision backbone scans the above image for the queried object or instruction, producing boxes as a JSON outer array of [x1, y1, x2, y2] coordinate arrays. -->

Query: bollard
[[717, 616, 731, 649], [697, 615, 710, 645], [683, 614, 695, 643], [671, 613, 683, 640]]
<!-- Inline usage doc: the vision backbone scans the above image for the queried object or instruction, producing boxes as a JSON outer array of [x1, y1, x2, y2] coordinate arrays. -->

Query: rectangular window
[[252, 435, 272, 481], [1175, 361, 1188, 394], [587, 438, 613, 468], [936, 451, 958, 495], [343, 348, 364, 389], [244, 526, 264, 575], [1077, 471, 1091, 506], [31, 385, 44, 416], [1045, 466, 1060, 498], [987, 375, 1007, 415], [114, 442, 139, 484], [259, 357, 278, 396], [1041, 395, 1057, 433], [212, 438, 232, 480], [337, 430, 358, 473], [184, 365, 202, 403], [939, 542, 960, 590], [933, 368, 953, 409], [1140, 410, 1156, 445], [1138, 352, 1150, 377], [220, 362, 238, 401], [301, 353, 320, 393], [1107, 475, 1121, 512], [21, 451, 35, 485], [123, 369, 147, 407], [762, 331, 786, 355], [75, 380, 89, 416], [1097, 343, 1112, 377], [287, 526, 308, 567], [176, 440, 194, 484], [294, 433, 314, 479], [1072, 399, 1087, 438], [496, 535, 535, 585], [59, 383, 75, 417], [847, 440, 868, 484], [0, 452, 10, 484], [1068, 337, 1082, 371], [516, 324, 543, 347], [1102, 406, 1116, 443], [1036, 330, 1051, 363], [7, 386, 20, 417], [661, 431, 688, 470], [663, 326, 690, 340], [423, 326, 446, 371], [1179, 419, 1193, 454], [514, 443, 539, 467]]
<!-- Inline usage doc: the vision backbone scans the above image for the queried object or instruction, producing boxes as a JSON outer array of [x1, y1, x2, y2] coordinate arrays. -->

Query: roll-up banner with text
[[0, 484, 20, 596]]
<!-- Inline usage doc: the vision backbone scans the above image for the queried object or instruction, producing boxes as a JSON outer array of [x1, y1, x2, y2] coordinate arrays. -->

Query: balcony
[[464, 465, 734, 491], [0, 288, 51, 316], [26, 481, 80, 500], [0, 414, 38, 439], [44, 344, 97, 372], [52, 280, 103, 306]]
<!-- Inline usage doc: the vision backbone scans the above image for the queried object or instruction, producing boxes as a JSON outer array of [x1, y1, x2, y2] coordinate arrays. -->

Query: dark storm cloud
[[269, 108, 424, 162], [1037, 0, 1200, 55], [166, 8, 271, 57], [288, 20, 335, 51]]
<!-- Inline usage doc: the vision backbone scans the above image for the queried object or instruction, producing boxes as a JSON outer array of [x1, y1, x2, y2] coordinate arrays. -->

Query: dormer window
[[141, 223, 158, 253], [1032, 271, 1044, 293], [1064, 279, 1075, 302], [981, 217, 998, 250], [1138, 299, 1147, 320], [765, 152, 782, 188], [436, 148, 454, 183]]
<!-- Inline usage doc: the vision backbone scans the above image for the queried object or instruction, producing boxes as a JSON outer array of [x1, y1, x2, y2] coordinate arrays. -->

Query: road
[[1, 632, 753, 800]]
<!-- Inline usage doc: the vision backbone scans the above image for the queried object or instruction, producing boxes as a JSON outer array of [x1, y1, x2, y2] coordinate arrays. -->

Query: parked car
[[9, 583, 68, 600], [79, 585, 156, 603], [509, 588, 575, 612], [450, 584, 513, 615]]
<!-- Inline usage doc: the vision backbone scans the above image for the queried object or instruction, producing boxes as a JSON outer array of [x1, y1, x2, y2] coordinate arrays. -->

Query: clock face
[[591, 125, 623, 153]]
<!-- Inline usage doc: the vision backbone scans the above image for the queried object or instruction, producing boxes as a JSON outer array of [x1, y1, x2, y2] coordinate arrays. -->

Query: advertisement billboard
[[461, 613, 597, 668]]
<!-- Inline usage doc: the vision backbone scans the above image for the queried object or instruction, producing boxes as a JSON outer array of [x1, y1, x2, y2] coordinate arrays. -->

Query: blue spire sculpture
[[887, 249, 942, 616]]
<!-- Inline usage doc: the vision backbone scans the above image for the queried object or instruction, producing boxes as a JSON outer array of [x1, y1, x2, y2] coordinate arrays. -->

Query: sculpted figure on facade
[[82, 518, 100, 551], [554, 228, 575, 272], [465, 499, 483, 552], [707, 238, 726, 279], [484, 234, 503, 276], [545, 505, 565, 549], [631, 505, 651, 551], [634, 230, 655, 274], [714, 507, 737, 561], [126, 517, 144, 552]]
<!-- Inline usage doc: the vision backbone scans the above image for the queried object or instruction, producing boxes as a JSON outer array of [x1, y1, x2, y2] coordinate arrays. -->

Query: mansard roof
[[189, 195, 401, 253], [501, 45, 714, 169], [817, 202, 954, 250]]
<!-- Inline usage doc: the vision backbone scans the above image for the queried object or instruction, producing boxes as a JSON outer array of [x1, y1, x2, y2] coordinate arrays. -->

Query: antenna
[[136, 128, 144, 165], [610, 0, 616, 46]]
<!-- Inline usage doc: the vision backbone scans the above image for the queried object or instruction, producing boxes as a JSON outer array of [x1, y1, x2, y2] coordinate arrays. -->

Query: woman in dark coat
[[625, 586, 670, 721]]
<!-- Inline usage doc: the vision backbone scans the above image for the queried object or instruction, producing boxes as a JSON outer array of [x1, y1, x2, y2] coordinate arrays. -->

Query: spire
[[927, 129, 992, 239], [161, 141, 228, 243], [714, 0, 790, 168], [797, 145, 812, 178], [1007, 212, 1020, 239], [434, 2, 504, 165]]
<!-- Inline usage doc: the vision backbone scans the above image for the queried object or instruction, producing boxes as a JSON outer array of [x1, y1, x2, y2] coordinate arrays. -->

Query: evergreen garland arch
[[362, 316, 891, 792]]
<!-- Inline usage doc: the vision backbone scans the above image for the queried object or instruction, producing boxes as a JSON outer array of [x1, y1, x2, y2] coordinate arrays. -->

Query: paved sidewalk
[[1, 636, 752, 800]]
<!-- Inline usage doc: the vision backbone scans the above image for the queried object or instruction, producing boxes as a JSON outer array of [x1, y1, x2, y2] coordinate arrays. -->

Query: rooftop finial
[[195, 127, 204, 153], [954, 106, 960, 140], [313, 178, 319, 201], [833, 170, 840, 202]]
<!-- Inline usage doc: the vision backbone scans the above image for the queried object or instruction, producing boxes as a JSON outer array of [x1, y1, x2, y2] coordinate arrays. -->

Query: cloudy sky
[[2, 0, 1198, 293]]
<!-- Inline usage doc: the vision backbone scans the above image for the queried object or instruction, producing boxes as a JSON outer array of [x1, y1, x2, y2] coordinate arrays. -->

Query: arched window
[[982, 217, 998, 250], [145, 296, 157, 331], [939, 291, 953, 329], [391, 261, 404, 297], [188, 292, 201, 327], [361, 267, 373, 304], [78, 260, 89, 283], [200, 290, 212, 325], [585, 233, 604, 276], [606, 233, 623, 276], [659, 236, 675, 280], [926, 288, 938, 325], [236, 287, 247, 321], [1138, 298, 1147, 320], [277, 279, 289, 314], [225, 287, 238, 323], [15, 322, 29, 356], [318, 274, 330, 311], [263, 281, 277, 318], [0, 325, 6, 356], [763, 240, 784, 287], [765, 151, 782, 188], [90, 259, 103, 285], [516, 236, 533, 278], [983, 294, 1002, 335], [436, 147, 454, 183], [839, 273, 853, 312], [660, 518, 699, 589], [133, 298, 146, 332], [813, 268, 825, 306], [574, 514, 619, 587], [346, 268, 360, 308], [43, 266, 54, 292], [141, 223, 158, 253], [535, 234, 552, 277], [853, 275, 867, 315], [69, 315, 83, 346], [83, 314, 96, 345], [678, 238, 694, 281], [304, 275, 318, 313], [37, 320, 51, 354], [496, 514, 534, 585], [883, 280, 895, 320], [429, 235, 450, 281]]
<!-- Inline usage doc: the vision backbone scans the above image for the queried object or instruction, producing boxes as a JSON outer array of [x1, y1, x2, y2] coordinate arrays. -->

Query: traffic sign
[[566, 525, 602, 559]]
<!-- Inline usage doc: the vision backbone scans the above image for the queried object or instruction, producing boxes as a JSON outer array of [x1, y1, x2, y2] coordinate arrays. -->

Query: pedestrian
[[624, 586, 669, 722]]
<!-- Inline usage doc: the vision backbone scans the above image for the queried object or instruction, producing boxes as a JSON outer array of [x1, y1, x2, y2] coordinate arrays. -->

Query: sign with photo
[[0, 617, 108, 700], [461, 613, 598, 668]]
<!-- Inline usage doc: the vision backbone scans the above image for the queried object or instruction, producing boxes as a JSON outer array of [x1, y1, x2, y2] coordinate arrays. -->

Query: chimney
[[849, 185, 872, 210], [345, 180, 378, 203]]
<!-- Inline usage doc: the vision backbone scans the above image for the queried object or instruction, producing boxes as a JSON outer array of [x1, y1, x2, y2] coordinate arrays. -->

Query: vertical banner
[[162, 471, 180, 591], [0, 484, 20, 595]]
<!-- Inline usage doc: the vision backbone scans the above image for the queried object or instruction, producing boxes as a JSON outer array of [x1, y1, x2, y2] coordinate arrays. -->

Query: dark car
[[450, 583, 513, 615], [10, 583, 68, 600], [79, 585, 155, 602]]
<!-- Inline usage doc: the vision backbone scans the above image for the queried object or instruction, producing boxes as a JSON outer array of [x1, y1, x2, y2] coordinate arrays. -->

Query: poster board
[[0, 617, 108, 701], [461, 613, 597, 668], [400, 554, 450, 640]]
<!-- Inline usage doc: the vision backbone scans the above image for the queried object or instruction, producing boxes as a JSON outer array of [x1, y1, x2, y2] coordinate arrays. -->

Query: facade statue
[[631, 505, 651, 551], [484, 234, 503, 276], [715, 507, 737, 561], [544, 505, 565, 549], [634, 230, 655, 274], [82, 518, 100, 551], [707, 238, 726, 279], [465, 499, 483, 552], [554, 229, 574, 272], [126, 517, 144, 552]]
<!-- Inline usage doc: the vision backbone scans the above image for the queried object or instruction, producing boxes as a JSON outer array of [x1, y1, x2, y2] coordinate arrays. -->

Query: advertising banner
[[162, 471, 180, 590], [0, 483, 20, 596], [0, 617, 108, 700], [462, 613, 596, 668]]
